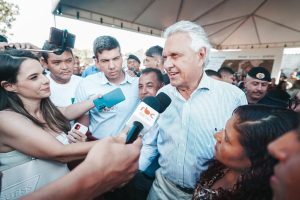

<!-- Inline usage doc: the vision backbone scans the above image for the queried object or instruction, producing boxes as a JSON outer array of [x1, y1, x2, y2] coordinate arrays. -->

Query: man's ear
[[0, 81, 17, 92], [40, 57, 48, 70], [197, 48, 207, 65], [94, 59, 102, 71], [243, 80, 248, 88]]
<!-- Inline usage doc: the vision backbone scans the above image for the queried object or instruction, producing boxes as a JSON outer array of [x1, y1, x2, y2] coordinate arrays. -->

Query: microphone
[[125, 121, 144, 144], [125, 92, 172, 143]]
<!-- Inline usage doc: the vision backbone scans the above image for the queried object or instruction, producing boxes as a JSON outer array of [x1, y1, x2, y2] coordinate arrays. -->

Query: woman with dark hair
[[0, 51, 101, 195], [192, 105, 298, 200]]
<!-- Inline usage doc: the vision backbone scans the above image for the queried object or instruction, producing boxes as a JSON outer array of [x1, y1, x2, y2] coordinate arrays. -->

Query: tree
[[0, 0, 19, 36]]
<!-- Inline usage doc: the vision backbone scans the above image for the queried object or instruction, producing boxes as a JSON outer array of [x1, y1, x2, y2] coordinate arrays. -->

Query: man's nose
[[163, 57, 173, 71], [60, 61, 69, 70], [142, 87, 148, 94], [108, 60, 115, 69]]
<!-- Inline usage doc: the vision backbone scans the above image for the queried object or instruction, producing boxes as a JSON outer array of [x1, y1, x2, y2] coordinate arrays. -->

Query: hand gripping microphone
[[125, 92, 172, 144]]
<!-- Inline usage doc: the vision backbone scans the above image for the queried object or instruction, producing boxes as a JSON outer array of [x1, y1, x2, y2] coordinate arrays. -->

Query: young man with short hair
[[41, 41, 82, 107], [75, 36, 139, 139]]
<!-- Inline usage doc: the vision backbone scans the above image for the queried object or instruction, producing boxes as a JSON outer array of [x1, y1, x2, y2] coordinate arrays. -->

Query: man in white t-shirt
[[75, 36, 139, 139], [41, 41, 82, 107]]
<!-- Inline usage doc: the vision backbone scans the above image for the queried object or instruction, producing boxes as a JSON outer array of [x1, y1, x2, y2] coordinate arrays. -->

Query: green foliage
[[0, 0, 19, 36]]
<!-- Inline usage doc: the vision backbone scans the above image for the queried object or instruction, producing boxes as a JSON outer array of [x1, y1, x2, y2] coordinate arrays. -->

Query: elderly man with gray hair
[[144, 21, 248, 200], [75, 36, 139, 139]]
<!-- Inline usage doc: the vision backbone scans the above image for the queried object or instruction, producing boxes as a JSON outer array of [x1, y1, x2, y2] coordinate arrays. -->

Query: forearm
[[22, 137, 142, 200], [52, 141, 98, 163], [60, 99, 94, 120], [21, 163, 107, 200]]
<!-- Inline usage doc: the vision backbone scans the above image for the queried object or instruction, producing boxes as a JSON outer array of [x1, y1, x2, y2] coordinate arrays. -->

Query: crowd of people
[[0, 20, 299, 200]]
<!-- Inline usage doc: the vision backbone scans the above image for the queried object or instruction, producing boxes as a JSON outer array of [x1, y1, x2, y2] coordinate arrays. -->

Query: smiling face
[[43, 50, 74, 84], [13, 59, 50, 100], [162, 32, 205, 90], [214, 115, 251, 171], [138, 72, 163, 100], [95, 47, 124, 84]]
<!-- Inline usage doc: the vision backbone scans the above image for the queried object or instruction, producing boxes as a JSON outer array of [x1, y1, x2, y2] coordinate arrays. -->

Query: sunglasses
[[288, 97, 300, 110]]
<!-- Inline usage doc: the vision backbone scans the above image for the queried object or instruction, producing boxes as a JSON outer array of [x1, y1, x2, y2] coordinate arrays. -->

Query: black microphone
[[125, 92, 172, 143], [125, 121, 144, 144]]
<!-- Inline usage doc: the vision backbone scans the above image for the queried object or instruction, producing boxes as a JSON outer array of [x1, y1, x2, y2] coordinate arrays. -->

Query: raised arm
[[58, 98, 95, 120], [21, 136, 142, 200], [0, 111, 97, 163]]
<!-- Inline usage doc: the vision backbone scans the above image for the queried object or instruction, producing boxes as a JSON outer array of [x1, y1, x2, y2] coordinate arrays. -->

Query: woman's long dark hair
[[199, 104, 299, 200], [0, 50, 70, 133]]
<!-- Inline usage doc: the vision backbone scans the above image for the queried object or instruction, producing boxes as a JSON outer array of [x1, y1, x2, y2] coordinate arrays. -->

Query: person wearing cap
[[75, 36, 139, 139], [205, 69, 222, 80], [144, 45, 170, 84], [244, 66, 271, 104], [218, 66, 235, 84], [127, 54, 141, 77]]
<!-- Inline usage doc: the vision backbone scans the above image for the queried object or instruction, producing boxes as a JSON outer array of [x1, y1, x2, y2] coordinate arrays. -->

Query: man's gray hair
[[163, 21, 211, 67]]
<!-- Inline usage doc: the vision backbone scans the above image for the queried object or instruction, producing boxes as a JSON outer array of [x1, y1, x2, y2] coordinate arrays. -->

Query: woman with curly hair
[[192, 105, 298, 200]]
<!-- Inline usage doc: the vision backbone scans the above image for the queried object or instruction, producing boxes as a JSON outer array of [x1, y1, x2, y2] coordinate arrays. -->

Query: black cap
[[247, 67, 271, 82], [128, 54, 140, 64]]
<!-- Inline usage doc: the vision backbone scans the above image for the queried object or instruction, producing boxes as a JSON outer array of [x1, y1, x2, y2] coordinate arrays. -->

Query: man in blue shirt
[[104, 68, 165, 200], [75, 36, 139, 139], [146, 21, 248, 200], [81, 64, 99, 77]]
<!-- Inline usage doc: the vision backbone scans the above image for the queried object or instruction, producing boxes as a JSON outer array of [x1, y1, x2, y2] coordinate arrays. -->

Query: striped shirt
[[152, 73, 247, 188]]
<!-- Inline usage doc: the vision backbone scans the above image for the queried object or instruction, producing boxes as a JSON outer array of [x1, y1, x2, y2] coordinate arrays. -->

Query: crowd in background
[[0, 20, 300, 200]]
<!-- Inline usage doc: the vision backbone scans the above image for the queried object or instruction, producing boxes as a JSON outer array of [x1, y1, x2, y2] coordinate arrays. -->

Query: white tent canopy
[[52, 0, 300, 49]]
